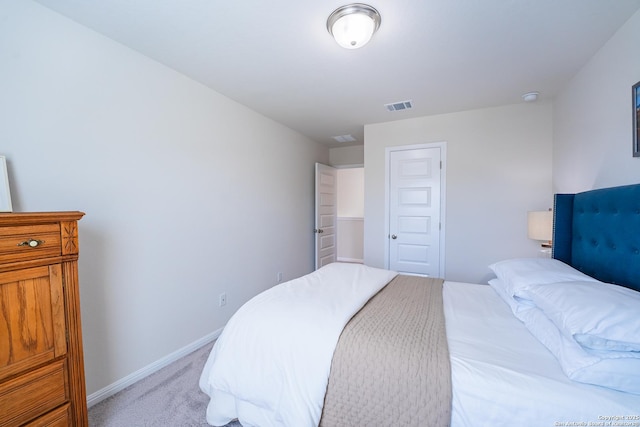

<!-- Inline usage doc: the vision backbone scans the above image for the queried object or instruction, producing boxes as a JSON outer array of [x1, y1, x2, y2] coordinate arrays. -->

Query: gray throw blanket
[[319, 275, 451, 427]]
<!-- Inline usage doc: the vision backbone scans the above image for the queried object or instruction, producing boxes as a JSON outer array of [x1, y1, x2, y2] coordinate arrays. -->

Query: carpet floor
[[88, 342, 241, 427]]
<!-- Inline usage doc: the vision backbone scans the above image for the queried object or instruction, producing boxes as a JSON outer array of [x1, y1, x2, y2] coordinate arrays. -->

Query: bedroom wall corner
[[553, 9, 640, 193], [0, 0, 329, 398]]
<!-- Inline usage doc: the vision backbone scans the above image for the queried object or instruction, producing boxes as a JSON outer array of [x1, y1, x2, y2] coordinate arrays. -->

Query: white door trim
[[384, 142, 447, 276]]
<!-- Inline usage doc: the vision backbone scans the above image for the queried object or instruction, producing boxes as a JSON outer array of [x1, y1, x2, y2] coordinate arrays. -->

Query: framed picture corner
[[0, 156, 13, 212]]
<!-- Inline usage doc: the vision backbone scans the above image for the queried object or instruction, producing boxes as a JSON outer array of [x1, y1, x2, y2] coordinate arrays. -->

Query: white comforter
[[199, 262, 398, 427], [444, 282, 640, 426]]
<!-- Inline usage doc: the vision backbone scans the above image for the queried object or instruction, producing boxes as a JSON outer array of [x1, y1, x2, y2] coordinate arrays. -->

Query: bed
[[199, 183, 640, 427]]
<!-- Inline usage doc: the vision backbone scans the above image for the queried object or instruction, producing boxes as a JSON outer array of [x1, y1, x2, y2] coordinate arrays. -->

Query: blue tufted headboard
[[553, 183, 640, 292]]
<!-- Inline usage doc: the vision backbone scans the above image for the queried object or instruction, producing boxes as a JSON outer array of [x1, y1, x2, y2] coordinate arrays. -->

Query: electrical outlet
[[219, 292, 227, 307], [277, 272, 283, 283]]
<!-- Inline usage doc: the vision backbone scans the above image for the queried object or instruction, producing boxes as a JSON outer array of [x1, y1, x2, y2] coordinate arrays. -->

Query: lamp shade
[[327, 4, 381, 49], [527, 210, 553, 242]]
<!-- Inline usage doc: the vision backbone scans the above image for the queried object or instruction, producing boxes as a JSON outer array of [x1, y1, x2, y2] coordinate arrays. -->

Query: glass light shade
[[527, 210, 553, 242], [331, 13, 375, 49], [327, 4, 381, 49]]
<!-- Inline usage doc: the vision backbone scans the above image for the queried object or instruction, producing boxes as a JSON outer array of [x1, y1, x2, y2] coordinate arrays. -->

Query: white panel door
[[315, 163, 337, 269], [389, 148, 441, 276]]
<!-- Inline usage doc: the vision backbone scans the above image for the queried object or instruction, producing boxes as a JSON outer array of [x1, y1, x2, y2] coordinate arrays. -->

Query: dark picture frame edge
[[633, 80, 640, 157]]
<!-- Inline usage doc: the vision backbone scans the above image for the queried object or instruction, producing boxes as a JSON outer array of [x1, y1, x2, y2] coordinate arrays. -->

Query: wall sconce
[[327, 3, 381, 49], [528, 210, 553, 252]]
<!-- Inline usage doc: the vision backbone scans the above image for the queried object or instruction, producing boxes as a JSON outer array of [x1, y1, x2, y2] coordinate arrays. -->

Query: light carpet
[[88, 342, 241, 427]]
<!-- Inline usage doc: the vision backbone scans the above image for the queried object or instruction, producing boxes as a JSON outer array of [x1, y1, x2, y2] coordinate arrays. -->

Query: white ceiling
[[34, 0, 640, 147]]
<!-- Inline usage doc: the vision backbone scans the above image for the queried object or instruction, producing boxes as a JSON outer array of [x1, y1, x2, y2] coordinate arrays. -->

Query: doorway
[[336, 167, 364, 263], [315, 163, 364, 269]]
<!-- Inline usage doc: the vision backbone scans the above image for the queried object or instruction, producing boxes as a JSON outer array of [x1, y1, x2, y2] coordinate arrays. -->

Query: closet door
[[387, 147, 443, 277]]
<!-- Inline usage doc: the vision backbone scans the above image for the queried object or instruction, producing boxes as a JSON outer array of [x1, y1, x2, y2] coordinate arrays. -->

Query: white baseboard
[[86, 328, 223, 408]]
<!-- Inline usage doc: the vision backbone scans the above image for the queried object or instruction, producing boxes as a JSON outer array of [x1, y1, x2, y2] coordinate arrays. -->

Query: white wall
[[0, 1, 328, 396], [329, 145, 364, 167], [554, 10, 640, 193], [336, 168, 364, 262], [337, 168, 364, 217], [336, 219, 364, 263], [364, 102, 553, 283]]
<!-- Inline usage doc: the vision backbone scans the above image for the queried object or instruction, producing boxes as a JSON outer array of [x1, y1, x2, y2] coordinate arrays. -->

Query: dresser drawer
[[0, 224, 61, 264], [0, 265, 67, 382], [0, 360, 69, 427], [24, 403, 71, 427]]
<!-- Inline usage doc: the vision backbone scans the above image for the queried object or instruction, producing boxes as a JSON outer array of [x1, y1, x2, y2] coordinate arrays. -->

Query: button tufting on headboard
[[553, 183, 640, 292]]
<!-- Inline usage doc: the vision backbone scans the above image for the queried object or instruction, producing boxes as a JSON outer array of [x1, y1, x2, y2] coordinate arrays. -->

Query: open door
[[315, 163, 337, 269]]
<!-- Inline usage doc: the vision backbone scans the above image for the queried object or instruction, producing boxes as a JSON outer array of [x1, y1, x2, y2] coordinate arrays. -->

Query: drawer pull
[[17, 239, 45, 248]]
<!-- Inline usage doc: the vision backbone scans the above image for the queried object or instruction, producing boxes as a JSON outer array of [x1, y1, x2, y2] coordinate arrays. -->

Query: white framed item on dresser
[[0, 156, 12, 212]]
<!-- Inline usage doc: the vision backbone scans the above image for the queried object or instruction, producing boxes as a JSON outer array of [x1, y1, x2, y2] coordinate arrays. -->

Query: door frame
[[384, 142, 447, 275]]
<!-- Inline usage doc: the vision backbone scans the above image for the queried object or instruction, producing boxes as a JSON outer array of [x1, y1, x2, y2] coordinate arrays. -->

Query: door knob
[[391, 234, 397, 239]]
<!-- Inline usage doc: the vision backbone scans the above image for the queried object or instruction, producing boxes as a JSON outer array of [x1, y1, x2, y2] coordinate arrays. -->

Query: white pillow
[[488, 258, 599, 299], [516, 304, 640, 395], [487, 278, 534, 314], [523, 281, 640, 353]]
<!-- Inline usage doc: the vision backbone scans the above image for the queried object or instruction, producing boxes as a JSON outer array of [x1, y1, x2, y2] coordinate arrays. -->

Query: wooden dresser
[[0, 212, 87, 426]]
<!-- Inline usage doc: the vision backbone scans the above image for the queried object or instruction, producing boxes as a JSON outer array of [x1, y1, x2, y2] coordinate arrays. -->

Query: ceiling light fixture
[[522, 92, 539, 102], [327, 3, 381, 49]]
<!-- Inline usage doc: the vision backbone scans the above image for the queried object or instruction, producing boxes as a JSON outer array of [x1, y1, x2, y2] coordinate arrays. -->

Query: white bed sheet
[[444, 281, 640, 427]]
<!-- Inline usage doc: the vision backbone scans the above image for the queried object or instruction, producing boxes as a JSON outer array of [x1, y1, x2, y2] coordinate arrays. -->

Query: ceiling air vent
[[385, 100, 413, 112], [332, 134, 357, 143]]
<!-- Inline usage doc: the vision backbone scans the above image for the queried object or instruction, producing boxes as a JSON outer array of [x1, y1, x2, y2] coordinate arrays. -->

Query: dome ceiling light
[[327, 4, 381, 49]]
